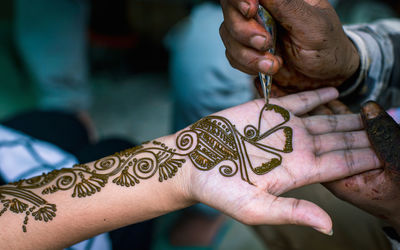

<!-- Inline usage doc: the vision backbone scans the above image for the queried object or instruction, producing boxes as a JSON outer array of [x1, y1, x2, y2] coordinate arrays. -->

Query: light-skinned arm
[[0, 88, 380, 249]]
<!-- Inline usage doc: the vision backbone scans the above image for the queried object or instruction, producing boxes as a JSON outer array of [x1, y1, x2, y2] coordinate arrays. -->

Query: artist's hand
[[321, 101, 400, 234], [219, 0, 360, 91], [181, 88, 379, 235]]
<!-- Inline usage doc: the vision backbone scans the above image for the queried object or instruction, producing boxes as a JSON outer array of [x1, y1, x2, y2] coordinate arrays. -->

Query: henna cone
[[253, 78, 287, 98]]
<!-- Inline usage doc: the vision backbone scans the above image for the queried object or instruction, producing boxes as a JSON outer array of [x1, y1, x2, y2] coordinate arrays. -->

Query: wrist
[[337, 28, 371, 99], [337, 56, 361, 97], [334, 36, 361, 89], [149, 134, 196, 210], [343, 38, 361, 82]]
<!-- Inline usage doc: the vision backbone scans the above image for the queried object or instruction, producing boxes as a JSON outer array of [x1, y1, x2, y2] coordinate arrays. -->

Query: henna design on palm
[[178, 104, 292, 183]]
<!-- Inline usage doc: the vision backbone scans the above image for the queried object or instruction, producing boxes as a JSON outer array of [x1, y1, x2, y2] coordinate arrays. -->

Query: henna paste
[[0, 104, 293, 232]]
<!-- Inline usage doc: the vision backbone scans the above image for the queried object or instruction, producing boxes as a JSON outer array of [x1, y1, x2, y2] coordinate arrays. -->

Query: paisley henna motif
[[0, 104, 292, 232]]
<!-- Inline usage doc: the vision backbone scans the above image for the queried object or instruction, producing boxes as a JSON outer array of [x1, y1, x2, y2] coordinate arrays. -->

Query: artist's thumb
[[361, 101, 400, 179]]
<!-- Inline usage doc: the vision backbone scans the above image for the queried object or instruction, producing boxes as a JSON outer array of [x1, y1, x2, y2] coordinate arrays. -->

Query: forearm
[[0, 134, 193, 249]]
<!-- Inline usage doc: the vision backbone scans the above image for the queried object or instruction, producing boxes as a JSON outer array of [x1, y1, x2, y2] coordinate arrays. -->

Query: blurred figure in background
[[334, 0, 399, 24], [165, 0, 253, 132], [14, 0, 91, 112], [11, 1, 155, 249]]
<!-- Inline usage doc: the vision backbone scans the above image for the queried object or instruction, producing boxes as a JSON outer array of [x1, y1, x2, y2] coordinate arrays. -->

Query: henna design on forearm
[[0, 104, 292, 232]]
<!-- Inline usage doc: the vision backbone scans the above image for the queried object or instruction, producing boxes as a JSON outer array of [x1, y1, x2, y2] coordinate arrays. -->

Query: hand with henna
[[219, 0, 360, 92], [185, 88, 380, 235], [320, 101, 400, 234], [0, 89, 382, 248]]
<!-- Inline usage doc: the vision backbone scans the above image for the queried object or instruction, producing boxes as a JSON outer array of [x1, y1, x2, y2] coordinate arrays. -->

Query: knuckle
[[343, 132, 355, 149], [313, 135, 322, 154], [219, 25, 231, 48], [219, 22, 224, 36], [327, 115, 338, 131], [343, 150, 355, 173], [297, 93, 311, 110], [225, 51, 241, 70], [237, 46, 251, 60], [302, 117, 312, 131], [266, 175, 281, 196], [290, 199, 302, 224]]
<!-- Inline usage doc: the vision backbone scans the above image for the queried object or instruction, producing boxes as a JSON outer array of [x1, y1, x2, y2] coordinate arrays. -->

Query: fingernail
[[312, 227, 333, 236], [361, 101, 383, 120], [239, 2, 250, 17], [258, 59, 274, 74], [250, 35, 267, 50]]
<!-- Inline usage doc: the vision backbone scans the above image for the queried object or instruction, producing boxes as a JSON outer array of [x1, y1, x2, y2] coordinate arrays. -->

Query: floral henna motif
[[0, 104, 293, 232], [0, 143, 186, 232], [0, 187, 56, 232]]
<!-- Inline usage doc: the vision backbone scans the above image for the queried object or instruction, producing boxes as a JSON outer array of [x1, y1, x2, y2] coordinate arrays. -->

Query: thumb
[[241, 195, 333, 235]]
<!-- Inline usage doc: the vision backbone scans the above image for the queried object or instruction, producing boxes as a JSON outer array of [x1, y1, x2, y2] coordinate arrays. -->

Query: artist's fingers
[[313, 131, 370, 155], [323, 169, 383, 201], [220, 23, 282, 75], [238, 195, 332, 235], [327, 100, 352, 114], [221, 0, 272, 50], [275, 88, 338, 115], [361, 101, 400, 177], [314, 148, 381, 183], [303, 114, 363, 134]]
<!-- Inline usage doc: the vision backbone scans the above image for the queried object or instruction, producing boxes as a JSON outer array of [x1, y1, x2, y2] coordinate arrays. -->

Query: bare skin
[[219, 0, 360, 92]]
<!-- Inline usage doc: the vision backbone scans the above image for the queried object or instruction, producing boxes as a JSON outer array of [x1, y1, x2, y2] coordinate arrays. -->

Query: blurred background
[[0, 0, 398, 249], [0, 0, 192, 144]]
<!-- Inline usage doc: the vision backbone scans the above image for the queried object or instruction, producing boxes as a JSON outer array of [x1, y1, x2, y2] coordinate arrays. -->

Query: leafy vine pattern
[[0, 103, 292, 232]]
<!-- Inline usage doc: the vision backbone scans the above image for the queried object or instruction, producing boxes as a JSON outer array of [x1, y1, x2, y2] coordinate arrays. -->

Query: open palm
[[183, 88, 380, 234]]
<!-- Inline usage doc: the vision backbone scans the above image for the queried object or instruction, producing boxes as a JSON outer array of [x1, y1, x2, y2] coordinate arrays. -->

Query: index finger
[[221, 0, 273, 51], [273, 88, 339, 115]]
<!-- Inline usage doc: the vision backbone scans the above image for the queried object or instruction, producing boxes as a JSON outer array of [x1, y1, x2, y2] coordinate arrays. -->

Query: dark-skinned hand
[[220, 0, 360, 92], [311, 100, 400, 235]]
